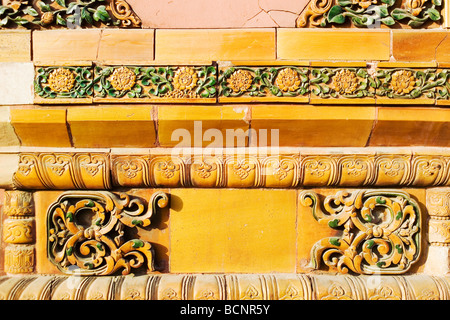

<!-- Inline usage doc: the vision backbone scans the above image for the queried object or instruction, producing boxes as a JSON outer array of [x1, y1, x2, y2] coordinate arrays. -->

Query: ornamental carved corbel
[[109, 0, 141, 27], [299, 189, 421, 275], [47, 190, 169, 276], [3, 191, 35, 274]]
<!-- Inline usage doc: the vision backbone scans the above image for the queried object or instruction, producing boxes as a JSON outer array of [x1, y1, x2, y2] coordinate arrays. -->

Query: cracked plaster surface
[[126, 0, 310, 28]]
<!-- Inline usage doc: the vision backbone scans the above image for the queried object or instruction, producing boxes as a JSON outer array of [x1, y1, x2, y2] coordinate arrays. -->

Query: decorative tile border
[[34, 66, 93, 104], [93, 65, 217, 103], [218, 65, 309, 102], [296, 0, 442, 28], [33, 63, 450, 105], [0, 274, 449, 300], [0, 0, 140, 28], [10, 150, 450, 189]]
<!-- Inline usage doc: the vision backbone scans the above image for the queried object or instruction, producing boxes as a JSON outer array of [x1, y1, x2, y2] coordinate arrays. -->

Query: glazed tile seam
[[33, 63, 450, 104]]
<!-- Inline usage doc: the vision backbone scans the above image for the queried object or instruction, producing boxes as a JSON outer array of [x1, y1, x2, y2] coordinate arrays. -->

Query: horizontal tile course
[[30, 62, 450, 105]]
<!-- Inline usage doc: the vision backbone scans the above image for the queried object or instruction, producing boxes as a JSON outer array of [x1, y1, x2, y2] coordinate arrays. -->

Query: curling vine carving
[[47, 190, 168, 275], [299, 190, 421, 274]]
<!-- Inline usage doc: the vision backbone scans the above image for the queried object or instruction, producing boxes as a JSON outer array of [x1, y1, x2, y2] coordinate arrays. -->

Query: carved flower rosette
[[94, 65, 217, 100], [300, 190, 421, 275], [311, 67, 375, 99], [35, 66, 93, 99], [375, 68, 450, 100], [219, 66, 309, 98], [47, 191, 168, 276]]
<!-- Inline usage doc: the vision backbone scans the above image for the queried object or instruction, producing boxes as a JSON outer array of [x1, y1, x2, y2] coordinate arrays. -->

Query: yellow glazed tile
[[157, 105, 250, 148], [392, 30, 448, 62], [277, 29, 390, 61], [155, 29, 276, 62], [33, 30, 101, 63], [97, 29, 154, 63], [169, 189, 297, 273], [67, 106, 156, 148], [250, 105, 375, 147], [369, 107, 450, 147], [0, 107, 20, 147], [10, 108, 71, 147], [0, 31, 31, 62]]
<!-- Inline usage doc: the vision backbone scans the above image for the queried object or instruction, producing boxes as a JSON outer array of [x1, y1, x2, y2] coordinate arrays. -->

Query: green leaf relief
[[85, 200, 95, 207], [396, 211, 403, 220], [376, 196, 386, 204], [329, 238, 341, 246], [66, 246, 73, 256], [328, 219, 340, 228], [366, 239, 375, 249], [132, 239, 144, 248], [66, 212, 73, 222]]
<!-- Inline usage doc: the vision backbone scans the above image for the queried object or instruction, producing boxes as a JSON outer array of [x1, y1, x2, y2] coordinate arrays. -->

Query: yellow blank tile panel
[[250, 105, 375, 147], [169, 189, 297, 273], [67, 106, 156, 148], [97, 29, 155, 63], [10, 108, 71, 147], [0, 31, 31, 62], [155, 29, 276, 61], [369, 107, 450, 147], [157, 105, 250, 147], [277, 29, 390, 61], [33, 30, 101, 63], [392, 30, 448, 62]]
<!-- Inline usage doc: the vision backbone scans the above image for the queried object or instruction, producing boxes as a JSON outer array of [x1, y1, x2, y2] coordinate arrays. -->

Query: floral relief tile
[[310, 67, 376, 104], [34, 66, 93, 104], [374, 67, 443, 104], [93, 65, 217, 103], [218, 64, 309, 103]]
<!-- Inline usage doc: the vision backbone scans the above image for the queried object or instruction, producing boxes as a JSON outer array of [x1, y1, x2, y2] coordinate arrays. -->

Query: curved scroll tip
[[151, 191, 169, 209], [299, 190, 318, 207]]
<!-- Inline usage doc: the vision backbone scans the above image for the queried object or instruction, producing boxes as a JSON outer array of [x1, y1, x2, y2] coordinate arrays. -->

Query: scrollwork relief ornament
[[296, 0, 442, 28], [0, 0, 141, 28], [47, 190, 169, 276], [299, 189, 421, 274]]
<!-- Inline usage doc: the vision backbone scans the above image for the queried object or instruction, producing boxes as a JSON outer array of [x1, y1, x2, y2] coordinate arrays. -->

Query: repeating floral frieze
[[296, 0, 442, 28], [310, 67, 376, 100], [375, 68, 450, 101], [218, 66, 309, 101], [0, 0, 140, 28], [93, 65, 217, 102], [33, 63, 450, 104], [13, 152, 111, 190], [34, 66, 93, 101], [12, 151, 450, 189]]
